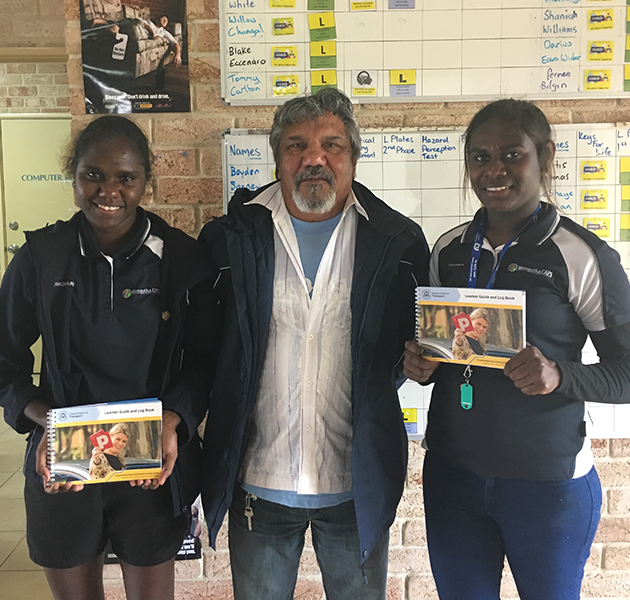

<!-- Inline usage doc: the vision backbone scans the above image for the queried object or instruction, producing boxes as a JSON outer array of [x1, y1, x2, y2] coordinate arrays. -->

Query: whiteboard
[[221, 0, 630, 105], [222, 125, 630, 438]]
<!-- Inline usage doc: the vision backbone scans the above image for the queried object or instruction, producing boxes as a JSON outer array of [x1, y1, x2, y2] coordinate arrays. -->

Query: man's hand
[[403, 340, 440, 383], [504, 345, 561, 395]]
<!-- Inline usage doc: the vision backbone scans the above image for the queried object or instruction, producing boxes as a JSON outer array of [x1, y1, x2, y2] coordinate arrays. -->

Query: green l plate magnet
[[460, 383, 473, 410]]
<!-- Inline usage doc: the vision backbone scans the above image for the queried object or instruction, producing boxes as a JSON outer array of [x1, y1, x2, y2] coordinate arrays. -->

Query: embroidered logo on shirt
[[54, 281, 75, 287], [122, 287, 160, 298], [508, 263, 553, 278]]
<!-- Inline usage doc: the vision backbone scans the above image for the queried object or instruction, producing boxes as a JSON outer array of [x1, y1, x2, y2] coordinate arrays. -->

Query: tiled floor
[[0, 409, 53, 599]]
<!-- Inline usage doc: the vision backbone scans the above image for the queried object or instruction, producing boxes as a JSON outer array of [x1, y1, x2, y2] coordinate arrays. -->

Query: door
[[1, 117, 75, 276], [0, 116, 75, 375]]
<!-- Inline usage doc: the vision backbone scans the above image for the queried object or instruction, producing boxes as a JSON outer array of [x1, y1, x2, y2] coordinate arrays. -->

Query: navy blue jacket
[[198, 181, 430, 562], [0, 210, 215, 514]]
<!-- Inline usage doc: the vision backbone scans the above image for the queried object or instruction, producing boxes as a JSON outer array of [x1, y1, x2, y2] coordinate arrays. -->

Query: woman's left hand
[[504, 345, 561, 395], [129, 410, 180, 490]]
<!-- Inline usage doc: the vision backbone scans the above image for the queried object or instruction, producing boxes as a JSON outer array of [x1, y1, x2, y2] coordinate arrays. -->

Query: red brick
[[407, 574, 439, 599], [200, 148, 223, 177], [41, 0, 65, 16], [602, 544, 630, 570], [56, 96, 70, 108], [388, 546, 431, 574], [69, 86, 86, 114], [102, 563, 122, 579], [293, 579, 324, 599], [356, 114, 404, 129], [185, 580, 233, 600], [203, 548, 232, 579], [592, 438, 609, 458], [64, 0, 80, 20], [608, 489, 630, 515], [13, 18, 66, 40], [65, 57, 83, 87], [596, 461, 630, 488], [8, 86, 37, 97], [36, 84, 69, 97], [409, 440, 426, 461], [189, 56, 221, 84], [155, 117, 234, 145], [390, 519, 402, 546], [610, 440, 630, 458], [6, 63, 36, 74], [401, 519, 427, 546], [236, 115, 276, 130], [2, 0, 38, 14], [587, 543, 602, 571], [581, 571, 630, 597], [188, 0, 219, 19], [407, 463, 423, 488], [396, 490, 424, 519], [595, 517, 630, 543], [153, 149, 198, 177], [298, 548, 319, 575], [174, 558, 203, 579], [102, 580, 126, 599], [38, 63, 67, 74], [158, 177, 222, 206], [197, 22, 220, 53], [147, 207, 196, 234], [24, 97, 57, 108], [386, 575, 404, 600], [22, 74, 55, 85]]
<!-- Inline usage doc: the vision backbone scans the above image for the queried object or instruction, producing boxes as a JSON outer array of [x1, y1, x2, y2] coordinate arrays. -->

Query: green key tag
[[460, 383, 473, 410]]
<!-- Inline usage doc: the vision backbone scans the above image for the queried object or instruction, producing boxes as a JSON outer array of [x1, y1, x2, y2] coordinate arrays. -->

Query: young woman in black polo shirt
[[0, 117, 214, 600], [404, 100, 630, 600]]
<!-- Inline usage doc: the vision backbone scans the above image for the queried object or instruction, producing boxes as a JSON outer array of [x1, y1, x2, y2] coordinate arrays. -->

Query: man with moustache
[[199, 88, 429, 599]]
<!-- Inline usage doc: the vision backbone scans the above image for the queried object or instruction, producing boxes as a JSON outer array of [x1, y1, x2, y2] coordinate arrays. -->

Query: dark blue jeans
[[423, 452, 601, 600], [228, 486, 389, 600]]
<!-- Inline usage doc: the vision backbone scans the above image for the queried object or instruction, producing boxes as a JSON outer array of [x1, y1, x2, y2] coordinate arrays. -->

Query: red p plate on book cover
[[90, 429, 113, 450], [451, 312, 474, 333]]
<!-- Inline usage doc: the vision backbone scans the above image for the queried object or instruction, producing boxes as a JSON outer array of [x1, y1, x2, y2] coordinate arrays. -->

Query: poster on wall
[[80, 0, 191, 113]]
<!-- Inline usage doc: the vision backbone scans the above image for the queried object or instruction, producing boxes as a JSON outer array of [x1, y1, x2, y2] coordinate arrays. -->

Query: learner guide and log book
[[46, 398, 162, 484], [415, 286, 526, 369]]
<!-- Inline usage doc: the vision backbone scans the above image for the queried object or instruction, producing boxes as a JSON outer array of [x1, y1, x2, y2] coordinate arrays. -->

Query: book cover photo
[[415, 286, 526, 369], [47, 398, 162, 484]]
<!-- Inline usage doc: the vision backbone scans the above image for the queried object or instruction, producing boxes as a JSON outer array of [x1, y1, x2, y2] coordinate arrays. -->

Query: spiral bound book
[[47, 398, 162, 484], [415, 287, 526, 369]]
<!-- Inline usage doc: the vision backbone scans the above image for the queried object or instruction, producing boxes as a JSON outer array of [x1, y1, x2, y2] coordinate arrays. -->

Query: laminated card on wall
[[47, 398, 162, 484], [415, 287, 526, 369]]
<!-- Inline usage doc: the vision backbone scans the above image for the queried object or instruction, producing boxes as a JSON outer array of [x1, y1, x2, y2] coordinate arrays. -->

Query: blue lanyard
[[467, 203, 542, 289]]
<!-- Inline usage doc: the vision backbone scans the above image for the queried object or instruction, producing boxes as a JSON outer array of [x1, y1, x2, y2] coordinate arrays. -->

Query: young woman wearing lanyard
[[404, 99, 630, 600]]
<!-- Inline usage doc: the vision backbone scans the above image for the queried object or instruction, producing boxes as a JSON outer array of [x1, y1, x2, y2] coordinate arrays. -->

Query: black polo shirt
[[69, 212, 162, 405]]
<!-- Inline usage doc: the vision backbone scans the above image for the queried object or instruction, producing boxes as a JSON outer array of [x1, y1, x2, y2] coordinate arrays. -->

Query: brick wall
[[0, 63, 69, 113], [19, 0, 630, 597], [1, 0, 66, 48]]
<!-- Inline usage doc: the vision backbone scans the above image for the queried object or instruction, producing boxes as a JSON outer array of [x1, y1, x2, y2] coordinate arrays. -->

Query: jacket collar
[[461, 202, 560, 246], [225, 179, 411, 239]]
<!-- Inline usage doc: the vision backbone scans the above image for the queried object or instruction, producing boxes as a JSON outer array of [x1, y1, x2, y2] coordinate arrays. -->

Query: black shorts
[[25, 477, 187, 569]]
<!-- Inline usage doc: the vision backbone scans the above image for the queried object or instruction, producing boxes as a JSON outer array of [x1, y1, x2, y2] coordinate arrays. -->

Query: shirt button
[[306, 381, 312, 387], [304, 425, 311, 432], [308, 334, 314, 341]]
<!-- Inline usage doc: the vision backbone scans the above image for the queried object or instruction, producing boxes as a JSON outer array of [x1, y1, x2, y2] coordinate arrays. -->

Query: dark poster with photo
[[80, 0, 191, 113]]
